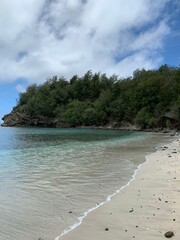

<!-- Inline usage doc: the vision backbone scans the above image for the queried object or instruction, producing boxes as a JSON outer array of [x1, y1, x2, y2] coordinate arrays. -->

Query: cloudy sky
[[0, 0, 180, 121]]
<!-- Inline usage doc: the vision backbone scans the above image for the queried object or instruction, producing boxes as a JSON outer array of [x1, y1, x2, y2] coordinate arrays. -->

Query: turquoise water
[[0, 127, 172, 240]]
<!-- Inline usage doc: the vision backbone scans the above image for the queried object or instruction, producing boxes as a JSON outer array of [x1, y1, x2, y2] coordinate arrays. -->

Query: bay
[[0, 127, 172, 240]]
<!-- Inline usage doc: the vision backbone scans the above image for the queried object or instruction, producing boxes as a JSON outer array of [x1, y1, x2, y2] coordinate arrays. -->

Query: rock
[[2, 109, 57, 127], [164, 231, 174, 238], [105, 227, 109, 231]]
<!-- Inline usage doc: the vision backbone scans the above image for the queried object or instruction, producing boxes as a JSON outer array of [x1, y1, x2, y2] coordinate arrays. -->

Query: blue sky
[[0, 0, 180, 122]]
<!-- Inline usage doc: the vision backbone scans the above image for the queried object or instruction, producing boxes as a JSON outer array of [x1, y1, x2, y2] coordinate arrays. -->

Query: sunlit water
[[0, 127, 173, 240]]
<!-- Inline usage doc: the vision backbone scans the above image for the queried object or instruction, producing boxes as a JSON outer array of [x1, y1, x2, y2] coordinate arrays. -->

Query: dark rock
[[2, 110, 56, 127], [68, 211, 72, 213], [105, 227, 109, 231], [164, 231, 174, 238], [129, 209, 134, 213]]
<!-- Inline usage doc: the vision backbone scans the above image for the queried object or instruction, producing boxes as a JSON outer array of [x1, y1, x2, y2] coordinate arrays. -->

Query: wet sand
[[59, 138, 180, 240]]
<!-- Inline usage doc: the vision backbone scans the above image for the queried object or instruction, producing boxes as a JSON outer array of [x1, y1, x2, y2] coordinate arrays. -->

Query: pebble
[[164, 231, 174, 238]]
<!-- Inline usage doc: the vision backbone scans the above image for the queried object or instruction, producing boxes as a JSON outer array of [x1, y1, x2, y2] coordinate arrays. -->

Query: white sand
[[59, 138, 180, 240]]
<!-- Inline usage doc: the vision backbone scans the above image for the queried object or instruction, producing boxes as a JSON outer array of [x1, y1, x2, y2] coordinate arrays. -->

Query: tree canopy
[[15, 65, 180, 129]]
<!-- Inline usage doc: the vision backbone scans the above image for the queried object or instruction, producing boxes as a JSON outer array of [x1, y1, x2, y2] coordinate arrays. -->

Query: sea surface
[[0, 127, 173, 240]]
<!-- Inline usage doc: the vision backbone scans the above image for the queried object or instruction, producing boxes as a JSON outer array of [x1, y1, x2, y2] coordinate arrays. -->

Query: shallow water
[[0, 127, 172, 240]]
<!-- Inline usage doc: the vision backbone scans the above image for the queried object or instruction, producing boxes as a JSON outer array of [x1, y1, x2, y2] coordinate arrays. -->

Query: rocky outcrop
[[2, 110, 179, 132], [2, 110, 56, 127]]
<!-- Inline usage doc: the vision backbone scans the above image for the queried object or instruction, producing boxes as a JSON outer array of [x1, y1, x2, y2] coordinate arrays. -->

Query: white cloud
[[16, 84, 26, 93], [0, 0, 173, 83]]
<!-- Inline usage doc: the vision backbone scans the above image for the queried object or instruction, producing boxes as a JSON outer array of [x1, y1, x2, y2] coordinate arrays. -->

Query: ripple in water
[[0, 127, 173, 240]]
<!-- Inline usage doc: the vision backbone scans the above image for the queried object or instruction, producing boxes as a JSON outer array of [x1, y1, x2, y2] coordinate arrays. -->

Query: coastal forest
[[4, 65, 180, 129]]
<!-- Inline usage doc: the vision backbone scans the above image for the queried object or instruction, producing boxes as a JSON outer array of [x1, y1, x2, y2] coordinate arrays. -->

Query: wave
[[55, 152, 152, 240]]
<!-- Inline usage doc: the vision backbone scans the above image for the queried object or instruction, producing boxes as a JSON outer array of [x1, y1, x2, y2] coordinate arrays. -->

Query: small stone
[[68, 211, 72, 213], [105, 227, 109, 231], [164, 231, 174, 238], [129, 209, 134, 213]]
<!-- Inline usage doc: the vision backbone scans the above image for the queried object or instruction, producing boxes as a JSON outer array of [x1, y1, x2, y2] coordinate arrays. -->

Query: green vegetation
[[15, 65, 180, 129]]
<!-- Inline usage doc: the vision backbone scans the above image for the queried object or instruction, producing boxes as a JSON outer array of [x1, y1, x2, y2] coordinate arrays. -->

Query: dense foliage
[[16, 65, 180, 129]]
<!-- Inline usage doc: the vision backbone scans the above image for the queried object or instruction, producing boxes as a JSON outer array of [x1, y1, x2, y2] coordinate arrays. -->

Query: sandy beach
[[59, 137, 180, 240]]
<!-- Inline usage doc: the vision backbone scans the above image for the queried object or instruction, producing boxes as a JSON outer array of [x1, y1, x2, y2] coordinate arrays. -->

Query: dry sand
[[59, 138, 180, 240]]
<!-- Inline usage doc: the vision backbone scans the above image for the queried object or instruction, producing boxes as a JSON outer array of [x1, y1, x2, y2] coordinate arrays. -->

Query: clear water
[[0, 127, 172, 240]]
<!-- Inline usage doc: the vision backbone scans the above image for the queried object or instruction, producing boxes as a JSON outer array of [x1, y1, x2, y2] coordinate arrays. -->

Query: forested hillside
[[3, 65, 180, 129]]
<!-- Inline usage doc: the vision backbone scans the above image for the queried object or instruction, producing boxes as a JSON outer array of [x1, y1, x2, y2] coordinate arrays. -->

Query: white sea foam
[[55, 153, 151, 240]]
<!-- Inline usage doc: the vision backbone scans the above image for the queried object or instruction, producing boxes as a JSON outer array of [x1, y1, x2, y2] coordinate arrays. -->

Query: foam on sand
[[57, 138, 180, 240]]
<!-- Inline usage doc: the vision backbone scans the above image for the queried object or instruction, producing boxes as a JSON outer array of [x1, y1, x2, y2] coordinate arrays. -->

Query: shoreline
[[0, 124, 179, 136], [58, 137, 180, 240], [55, 153, 150, 240]]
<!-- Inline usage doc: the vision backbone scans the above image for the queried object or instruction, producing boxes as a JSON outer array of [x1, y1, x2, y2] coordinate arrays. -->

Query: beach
[[59, 137, 180, 240]]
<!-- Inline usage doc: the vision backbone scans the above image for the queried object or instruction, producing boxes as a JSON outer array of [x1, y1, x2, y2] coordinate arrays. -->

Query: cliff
[[1, 110, 56, 127]]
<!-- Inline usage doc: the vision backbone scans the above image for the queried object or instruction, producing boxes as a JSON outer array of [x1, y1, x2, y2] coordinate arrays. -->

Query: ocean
[[0, 127, 172, 240]]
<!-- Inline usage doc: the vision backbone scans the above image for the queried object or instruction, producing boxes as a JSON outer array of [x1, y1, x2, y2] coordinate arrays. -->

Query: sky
[[0, 0, 180, 122]]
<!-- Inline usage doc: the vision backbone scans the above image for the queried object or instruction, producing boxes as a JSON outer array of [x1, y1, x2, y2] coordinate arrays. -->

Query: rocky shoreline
[[1, 109, 179, 136]]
